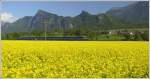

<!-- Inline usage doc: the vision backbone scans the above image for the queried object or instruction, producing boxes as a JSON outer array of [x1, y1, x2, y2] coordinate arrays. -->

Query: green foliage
[[2, 28, 149, 41], [142, 31, 149, 41], [134, 32, 143, 41], [122, 31, 149, 41]]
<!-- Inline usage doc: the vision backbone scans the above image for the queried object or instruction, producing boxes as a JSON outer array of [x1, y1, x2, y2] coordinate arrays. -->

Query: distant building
[[109, 31, 112, 35], [130, 32, 133, 35]]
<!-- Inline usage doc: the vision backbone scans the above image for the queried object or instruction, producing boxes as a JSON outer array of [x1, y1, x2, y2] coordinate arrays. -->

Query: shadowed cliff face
[[107, 1, 149, 23]]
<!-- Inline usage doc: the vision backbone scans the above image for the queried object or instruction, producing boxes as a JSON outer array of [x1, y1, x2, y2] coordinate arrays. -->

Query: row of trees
[[2, 29, 149, 41], [123, 31, 149, 41]]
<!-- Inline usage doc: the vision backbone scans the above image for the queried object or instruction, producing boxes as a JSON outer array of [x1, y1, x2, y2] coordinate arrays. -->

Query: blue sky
[[1, 1, 136, 23], [2, 1, 135, 17]]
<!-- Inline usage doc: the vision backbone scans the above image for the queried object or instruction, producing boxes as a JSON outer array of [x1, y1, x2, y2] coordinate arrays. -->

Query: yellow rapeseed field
[[2, 40, 149, 78]]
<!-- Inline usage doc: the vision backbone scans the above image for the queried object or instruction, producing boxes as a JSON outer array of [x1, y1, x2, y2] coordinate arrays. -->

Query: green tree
[[142, 31, 149, 41], [134, 32, 143, 41]]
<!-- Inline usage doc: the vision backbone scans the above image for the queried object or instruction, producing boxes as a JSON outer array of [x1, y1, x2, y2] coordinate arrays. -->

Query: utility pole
[[41, 17, 50, 40], [43, 21, 49, 40]]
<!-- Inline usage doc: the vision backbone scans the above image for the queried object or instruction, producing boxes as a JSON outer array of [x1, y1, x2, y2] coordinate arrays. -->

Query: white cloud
[[0, 12, 18, 23]]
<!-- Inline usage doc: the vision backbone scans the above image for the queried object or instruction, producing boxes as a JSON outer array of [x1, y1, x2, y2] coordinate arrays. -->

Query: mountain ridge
[[2, 1, 149, 34]]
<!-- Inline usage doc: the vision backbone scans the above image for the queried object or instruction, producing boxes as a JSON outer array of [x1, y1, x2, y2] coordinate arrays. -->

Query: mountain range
[[2, 1, 149, 34]]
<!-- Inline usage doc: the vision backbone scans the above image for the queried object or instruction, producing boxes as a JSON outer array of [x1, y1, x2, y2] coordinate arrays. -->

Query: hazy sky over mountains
[[1, 1, 135, 23]]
